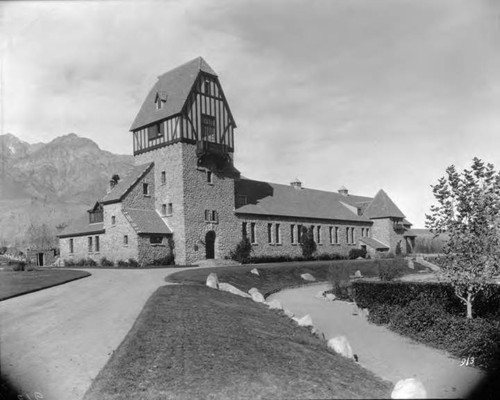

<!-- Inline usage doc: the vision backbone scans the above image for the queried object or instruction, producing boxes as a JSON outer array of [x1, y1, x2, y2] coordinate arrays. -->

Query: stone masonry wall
[[60, 232, 106, 263], [122, 166, 156, 210], [370, 218, 408, 255], [235, 214, 372, 258], [137, 235, 172, 264], [102, 202, 139, 262], [134, 143, 187, 264]]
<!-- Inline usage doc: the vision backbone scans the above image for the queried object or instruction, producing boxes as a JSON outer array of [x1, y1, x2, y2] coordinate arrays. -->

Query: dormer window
[[88, 203, 103, 224], [155, 92, 167, 110], [156, 96, 162, 110]]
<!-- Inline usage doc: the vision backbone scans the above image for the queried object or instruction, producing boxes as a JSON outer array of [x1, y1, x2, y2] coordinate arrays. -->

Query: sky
[[2, 0, 500, 227]]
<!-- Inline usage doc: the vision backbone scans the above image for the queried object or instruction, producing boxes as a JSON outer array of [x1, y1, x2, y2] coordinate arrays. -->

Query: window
[[361, 228, 365, 238], [150, 236, 163, 244], [250, 222, 256, 244], [167, 203, 173, 215], [207, 171, 213, 184], [201, 114, 216, 140], [366, 228, 370, 237], [156, 95, 162, 110], [124, 235, 128, 246], [161, 204, 167, 216], [143, 183, 149, 195], [297, 224, 303, 242], [346, 227, 350, 244], [351, 227, 355, 244], [275, 224, 281, 244], [268, 223, 273, 244], [89, 204, 103, 224], [95, 236, 100, 252], [148, 122, 164, 140], [317, 226, 321, 244], [161, 171, 166, 185], [204, 80, 211, 96], [204, 209, 218, 223], [236, 195, 247, 208], [329, 227, 333, 244], [88, 236, 93, 252], [242, 222, 248, 238], [111, 215, 116, 225], [291, 224, 296, 244], [69, 239, 74, 254]]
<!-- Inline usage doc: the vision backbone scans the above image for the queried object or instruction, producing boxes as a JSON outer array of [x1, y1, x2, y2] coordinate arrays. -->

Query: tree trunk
[[466, 291, 473, 319]]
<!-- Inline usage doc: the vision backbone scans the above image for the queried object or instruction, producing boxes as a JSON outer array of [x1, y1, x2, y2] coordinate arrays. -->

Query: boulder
[[391, 378, 427, 399], [251, 290, 265, 303], [250, 268, 260, 276], [354, 270, 363, 278], [300, 273, 316, 282], [248, 287, 260, 295], [325, 293, 336, 301], [283, 308, 295, 318], [266, 299, 282, 310], [327, 336, 354, 359], [296, 314, 313, 327], [218, 282, 251, 298], [315, 290, 325, 299], [206, 273, 219, 289]]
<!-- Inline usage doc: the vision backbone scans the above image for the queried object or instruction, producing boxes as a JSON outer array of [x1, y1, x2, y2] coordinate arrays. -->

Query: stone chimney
[[338, 185, 348, 196], [290, 178, 302, 190]]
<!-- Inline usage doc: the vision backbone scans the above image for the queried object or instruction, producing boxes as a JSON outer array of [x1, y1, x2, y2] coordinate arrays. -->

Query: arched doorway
[[205, 231, 216, 259]]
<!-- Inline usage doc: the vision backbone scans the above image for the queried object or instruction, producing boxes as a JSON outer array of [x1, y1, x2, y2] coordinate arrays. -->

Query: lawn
[[166, 258, 427, 296], [84, 285, 391, 400], [0, 269, 91, 301]]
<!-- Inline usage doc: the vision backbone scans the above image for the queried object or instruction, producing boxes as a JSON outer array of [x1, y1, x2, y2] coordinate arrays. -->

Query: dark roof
[[130, 57, 217, 130], [363, 189, 406, 219], [57, 214, 104, 238], [403, 229, 418, 237], [359, 237, 390, 250], [101, 163, 153, 204], [235, 178, 372, 222], [123, 208, 172, 235]]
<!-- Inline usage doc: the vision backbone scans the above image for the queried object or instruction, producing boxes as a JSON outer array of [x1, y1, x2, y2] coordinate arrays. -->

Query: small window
[[250, 222, 256, 244], [161, 171, 166, 185], [346, 227, 350, 244], [204, 209, 218, 223], [317, 226, 321, 244], [167, 203, 173, 215], [148, 122, 164, 141], [95, 236, 100, 252], [268, 223, 273, 244], [143, 183, 149, 195], [297, 225, 303, 242], [242, 222, 248, 238], [69, 239, 74, 254], [88, 236, 93, 252], [124, 235, 129, 246], [366, 228, 370, 237], [290, 224, 295, 244], [207, 171, 213, 184], [335, 227, 339, 244], [211, 210, 218, 223], [150, 236, 163, 244], [351, 227, 355, 244], [275, 224, 281, 244], [156, 95, 162, 110], [111, 216, 116, 225], [204, 80, 211, 96], [161, 204, 167, 216]]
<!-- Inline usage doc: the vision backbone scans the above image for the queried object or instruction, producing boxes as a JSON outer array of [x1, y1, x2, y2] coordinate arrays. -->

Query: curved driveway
[[0, 268, 190, 400]]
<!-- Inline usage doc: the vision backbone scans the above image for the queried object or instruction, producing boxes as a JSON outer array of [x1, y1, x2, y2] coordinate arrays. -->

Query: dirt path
[[0, 268, 191, 400], [269, 283, 486, 399]]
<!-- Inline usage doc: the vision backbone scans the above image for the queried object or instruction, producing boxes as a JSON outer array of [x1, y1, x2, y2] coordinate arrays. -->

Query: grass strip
[[84, 285, 391, 400], [0, 269, 91, 301]]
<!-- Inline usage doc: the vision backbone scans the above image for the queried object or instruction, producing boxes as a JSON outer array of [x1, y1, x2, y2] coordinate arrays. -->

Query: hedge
[[352, 280, 500, 371]]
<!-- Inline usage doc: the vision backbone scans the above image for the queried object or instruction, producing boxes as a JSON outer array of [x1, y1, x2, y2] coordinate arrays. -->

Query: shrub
[[127, 258, 139, 267], [299, 226, 316, 258], [378, 261, 403, 281], [316, 252, 345, 261], [230, 236, 252, 263], [117, 259, 129, 267], [327, 264, 353, 301], [12, 261, 26, 271], [65, 259, 76, 267], [348, 248, 367, 260], [100, 257, 114, 267], [151, 254, 175, 266], [75, 258, 87, 267], [86, 258, 97, 266]]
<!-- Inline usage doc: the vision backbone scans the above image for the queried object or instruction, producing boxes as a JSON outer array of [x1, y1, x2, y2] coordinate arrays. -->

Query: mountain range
[[0, 133, 135, 247]]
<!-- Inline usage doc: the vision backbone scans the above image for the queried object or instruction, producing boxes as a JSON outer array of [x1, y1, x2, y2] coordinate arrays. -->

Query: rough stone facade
[[370, 218, 408, 255]]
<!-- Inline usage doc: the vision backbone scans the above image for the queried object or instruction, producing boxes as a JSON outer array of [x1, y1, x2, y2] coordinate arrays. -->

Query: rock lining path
[[269, 283, 486, 399]]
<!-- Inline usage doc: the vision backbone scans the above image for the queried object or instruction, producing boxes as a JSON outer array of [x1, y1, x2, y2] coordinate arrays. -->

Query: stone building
[[58, 57, 416, 265]]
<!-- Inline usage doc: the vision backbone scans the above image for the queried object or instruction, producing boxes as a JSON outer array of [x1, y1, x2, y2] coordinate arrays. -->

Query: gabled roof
[[123, 208, 172, 235], [359, 237, 390, 250], [363, 189, 406, 219], [235, 178, 372, 222], [101, 163, 153, 204], [130, 57, 217, 130], [57, 214, 104, 238]]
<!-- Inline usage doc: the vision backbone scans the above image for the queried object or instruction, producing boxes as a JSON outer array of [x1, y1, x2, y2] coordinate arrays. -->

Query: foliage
[[86, 258, 97, 266], [151, 254, 175, 266], [26, 223, 57, 250], [230, 236, 253, 263], [127, 258, 139, 267], [377, 261, 403, 281], [327, 264, 353, 301], [395, 241, 402, 256], [299, 226, 316, 258], [100, 257, 114, 267], [65, 259, 75, 267], [117, 260, 129, 267], [245, 253, 345, 264], [348, 248, 367, 260], [426, 158, 500, 318], [414, 234, 447, 254], [12, 261, 26, 271], [0, 246, 7, 255]]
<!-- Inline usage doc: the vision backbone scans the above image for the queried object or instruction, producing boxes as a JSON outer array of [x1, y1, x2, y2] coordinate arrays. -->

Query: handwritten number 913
[[460, 356, 475, 366]]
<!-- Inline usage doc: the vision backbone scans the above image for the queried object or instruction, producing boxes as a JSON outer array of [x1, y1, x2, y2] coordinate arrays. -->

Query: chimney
[[108, 174, 120, 193], [290, 178, 302, 190], [338, 185, 348, 196]]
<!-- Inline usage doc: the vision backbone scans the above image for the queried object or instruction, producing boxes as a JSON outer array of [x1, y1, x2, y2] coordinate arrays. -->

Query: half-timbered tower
[[58, 57, 417, 266]]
